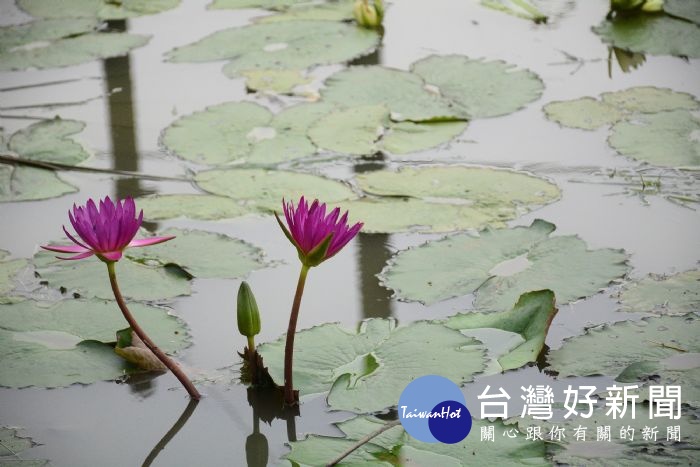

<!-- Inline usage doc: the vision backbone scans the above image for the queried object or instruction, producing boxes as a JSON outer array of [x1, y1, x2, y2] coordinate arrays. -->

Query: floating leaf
[[0, 166, 78, 203], [258, 318, 485, 412], [257, 1, 354, 23], [162, 101, 331, 165], [287, 416, 548, 466], [114, 328, 166, 371], [241, 69, 310, 94], [593, 14, 700, 58], [544, 87, 698, 130], [381, 219, 628, 309], [209, 0, 307, 10], [548, 314, 700, 407], [195, 168, 356, 212], [9, 119, 89, 166], [308, 105, 468, 155], [0, 250, 27, 304], [445, 290, 557, 371], [135, 194, 252, 220], [0, 299, 189, 388], [665, 0, 700, 25], [167, 20, 379, 77], [411, 55, 544, 118], [0, 427, 48, 466], [18, 0, 180, 20], [126, 228, 266, 279], [619, 270, 700, 316], [608, 109, 700, 168], [34, 251, 191, 301], [480, 0, 551, 23], [0, 22, 149, 71], [321, 66, 462, 122]]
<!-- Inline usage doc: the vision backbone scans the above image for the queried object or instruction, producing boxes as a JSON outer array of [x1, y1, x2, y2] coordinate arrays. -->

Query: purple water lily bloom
[[277, 196, 363, 266], [42, 196, 174, 262]]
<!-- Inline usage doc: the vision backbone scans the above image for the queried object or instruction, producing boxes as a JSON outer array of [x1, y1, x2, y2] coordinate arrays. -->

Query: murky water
[[0, 0, 698, 465]]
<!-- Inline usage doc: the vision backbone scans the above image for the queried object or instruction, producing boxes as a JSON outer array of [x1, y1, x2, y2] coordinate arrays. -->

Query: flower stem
[[106, 261, 201, 400], [247, 336, 256, 352], [283, 264, 309, 406]]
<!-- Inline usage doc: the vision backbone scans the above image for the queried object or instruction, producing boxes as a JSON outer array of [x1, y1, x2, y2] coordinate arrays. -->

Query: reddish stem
[[283, 264, 309, 405], [107, 261, 201, 400]]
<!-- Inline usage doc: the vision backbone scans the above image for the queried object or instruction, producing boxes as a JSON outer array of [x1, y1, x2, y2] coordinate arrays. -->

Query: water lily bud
[[641, 0, 663, 12], [610, 0, 644, 10], [354, 0, 384, 29], [237, 281, 261, 338]]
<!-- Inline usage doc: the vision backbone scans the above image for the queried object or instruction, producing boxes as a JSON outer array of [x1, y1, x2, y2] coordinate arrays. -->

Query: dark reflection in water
[[244, 386, 300, 466], [103, 20, 153, 202], [354, 155, 393, 320], [142, 399, 199, 467], [348, 44, 383, 67], [608, 46, 646, 76]]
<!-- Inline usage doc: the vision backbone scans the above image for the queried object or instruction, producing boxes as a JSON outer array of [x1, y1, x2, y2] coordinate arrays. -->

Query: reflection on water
[[348, 43, 384, 67], [142, 399, 199, 467], [608, 46, 646, 76]]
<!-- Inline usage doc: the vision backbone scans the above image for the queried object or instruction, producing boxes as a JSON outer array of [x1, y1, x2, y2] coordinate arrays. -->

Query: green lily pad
[[445, 290, 557, 371], [34, 251, 191, 301], [548, 314, 700, 407], [411, 55, 544, 118], [167, 20, 379, 77], [0, 250, 27, 304], [0, 299, 189, 388], [287, 416, 548, 466], [240, 69, 310, 94], [258, 318, 486, 413], [209, 0, 307, 10], [321, 66, 463, 122], [0, 165, 78, 203], [9, 119, 89, 166], [18, 0, 180, 20], [257, 1, 354, 23], [195, 168, 356, 212], [0, 428, 48, 466], [665, 0, 700, 24], [134, 194, 253, 220], [126, 228, 266, 279], [308, 105, 468, 155], [480, 0, 548, 23], [162, 101, 332, 165], [593, 14, 700, 58], [0, 20, 149, 71], [608, 109, 700, 168], [381, 219, 628, 309], [619, 270, 700, 316], [544, 87, 699, 130]]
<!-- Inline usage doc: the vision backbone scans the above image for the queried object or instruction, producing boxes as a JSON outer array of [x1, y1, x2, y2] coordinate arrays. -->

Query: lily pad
[[665, 0, 700, 25], [287, 416, 548, 466], [34, 251, 191, 301], [308, 105, 468, 155], [381, 219, 628, 309], [411, 55, 544, 118], [0, 166, 78, 203], [134, 194, 252, 220], [608, 109, 700, 168], [601, 86, 699, 114], [167, 20, 379, 77], [0, 299, 189, 388], [9, 119, 89, 166], [0, 20, 149, 71], [544, 97, 625, 130], [593, 14, 700, 58], [619, 270, 700, 316], [126, 228, 266, 279], [18, 0, 180, 20], [0, 428, 48, 466], [209, 0, 307, 9], [0, 250, 27, 304], [195, 168, 356, 212], [445, 290, 557, 371], [258, 318, 486, 413], [162, 101, 332, 165], [321, 66, 462, 122], [480, 0, 548, 23], [240, 69, 310, 94], [548, 314, 700, 407], [257, 1, 354, 23]]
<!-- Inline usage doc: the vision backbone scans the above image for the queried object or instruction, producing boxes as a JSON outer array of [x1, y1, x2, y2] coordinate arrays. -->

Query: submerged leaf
[[381, 219, 628, 309], [619, 270, 700, 316], [114, 328, 167, 371], [258, 318, 485, 412], [0, 427, 48, 466]]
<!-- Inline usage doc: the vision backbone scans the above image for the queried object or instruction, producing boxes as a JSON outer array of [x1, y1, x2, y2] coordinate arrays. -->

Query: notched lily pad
[[241, 68, 310, 94], [195, 168, 356, 212], [0, 299, 189, 388], [18, 0, 180, 20], [0, 427, 48, 466], [126, 228, 266, 279], [411, 55, 544, 119], [619, 270, 700, 316], [134, 194, 253, 220], [287, 415, 548, 466], [258, 318, 486, 413], [381, 219, 628, 309], [209, 0, 308, 10], [256, 1, 355, 23]]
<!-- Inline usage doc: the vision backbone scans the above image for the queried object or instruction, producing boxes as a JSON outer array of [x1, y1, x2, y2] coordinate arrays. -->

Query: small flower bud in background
[[354, 0, 384, 29], [237, 281, 261, 350]]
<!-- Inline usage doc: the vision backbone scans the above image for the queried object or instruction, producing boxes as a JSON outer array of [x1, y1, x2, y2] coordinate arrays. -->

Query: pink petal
[[128, 236, 175, 248], [41, 244, 90, 254], [58, 251, 95, 261], [101, 250, 123, 261]]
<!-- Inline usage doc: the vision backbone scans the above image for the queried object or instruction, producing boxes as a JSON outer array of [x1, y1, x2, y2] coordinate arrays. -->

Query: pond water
[[0, 0, 698, 465]]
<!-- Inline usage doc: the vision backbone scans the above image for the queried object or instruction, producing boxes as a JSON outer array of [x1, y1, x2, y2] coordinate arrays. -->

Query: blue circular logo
[[398, 375, 472, 443]]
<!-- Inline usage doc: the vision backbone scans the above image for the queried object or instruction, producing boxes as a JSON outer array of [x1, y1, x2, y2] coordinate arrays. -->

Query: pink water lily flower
[[276, 196, 363, 267], [42, 196, 174, 262]]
